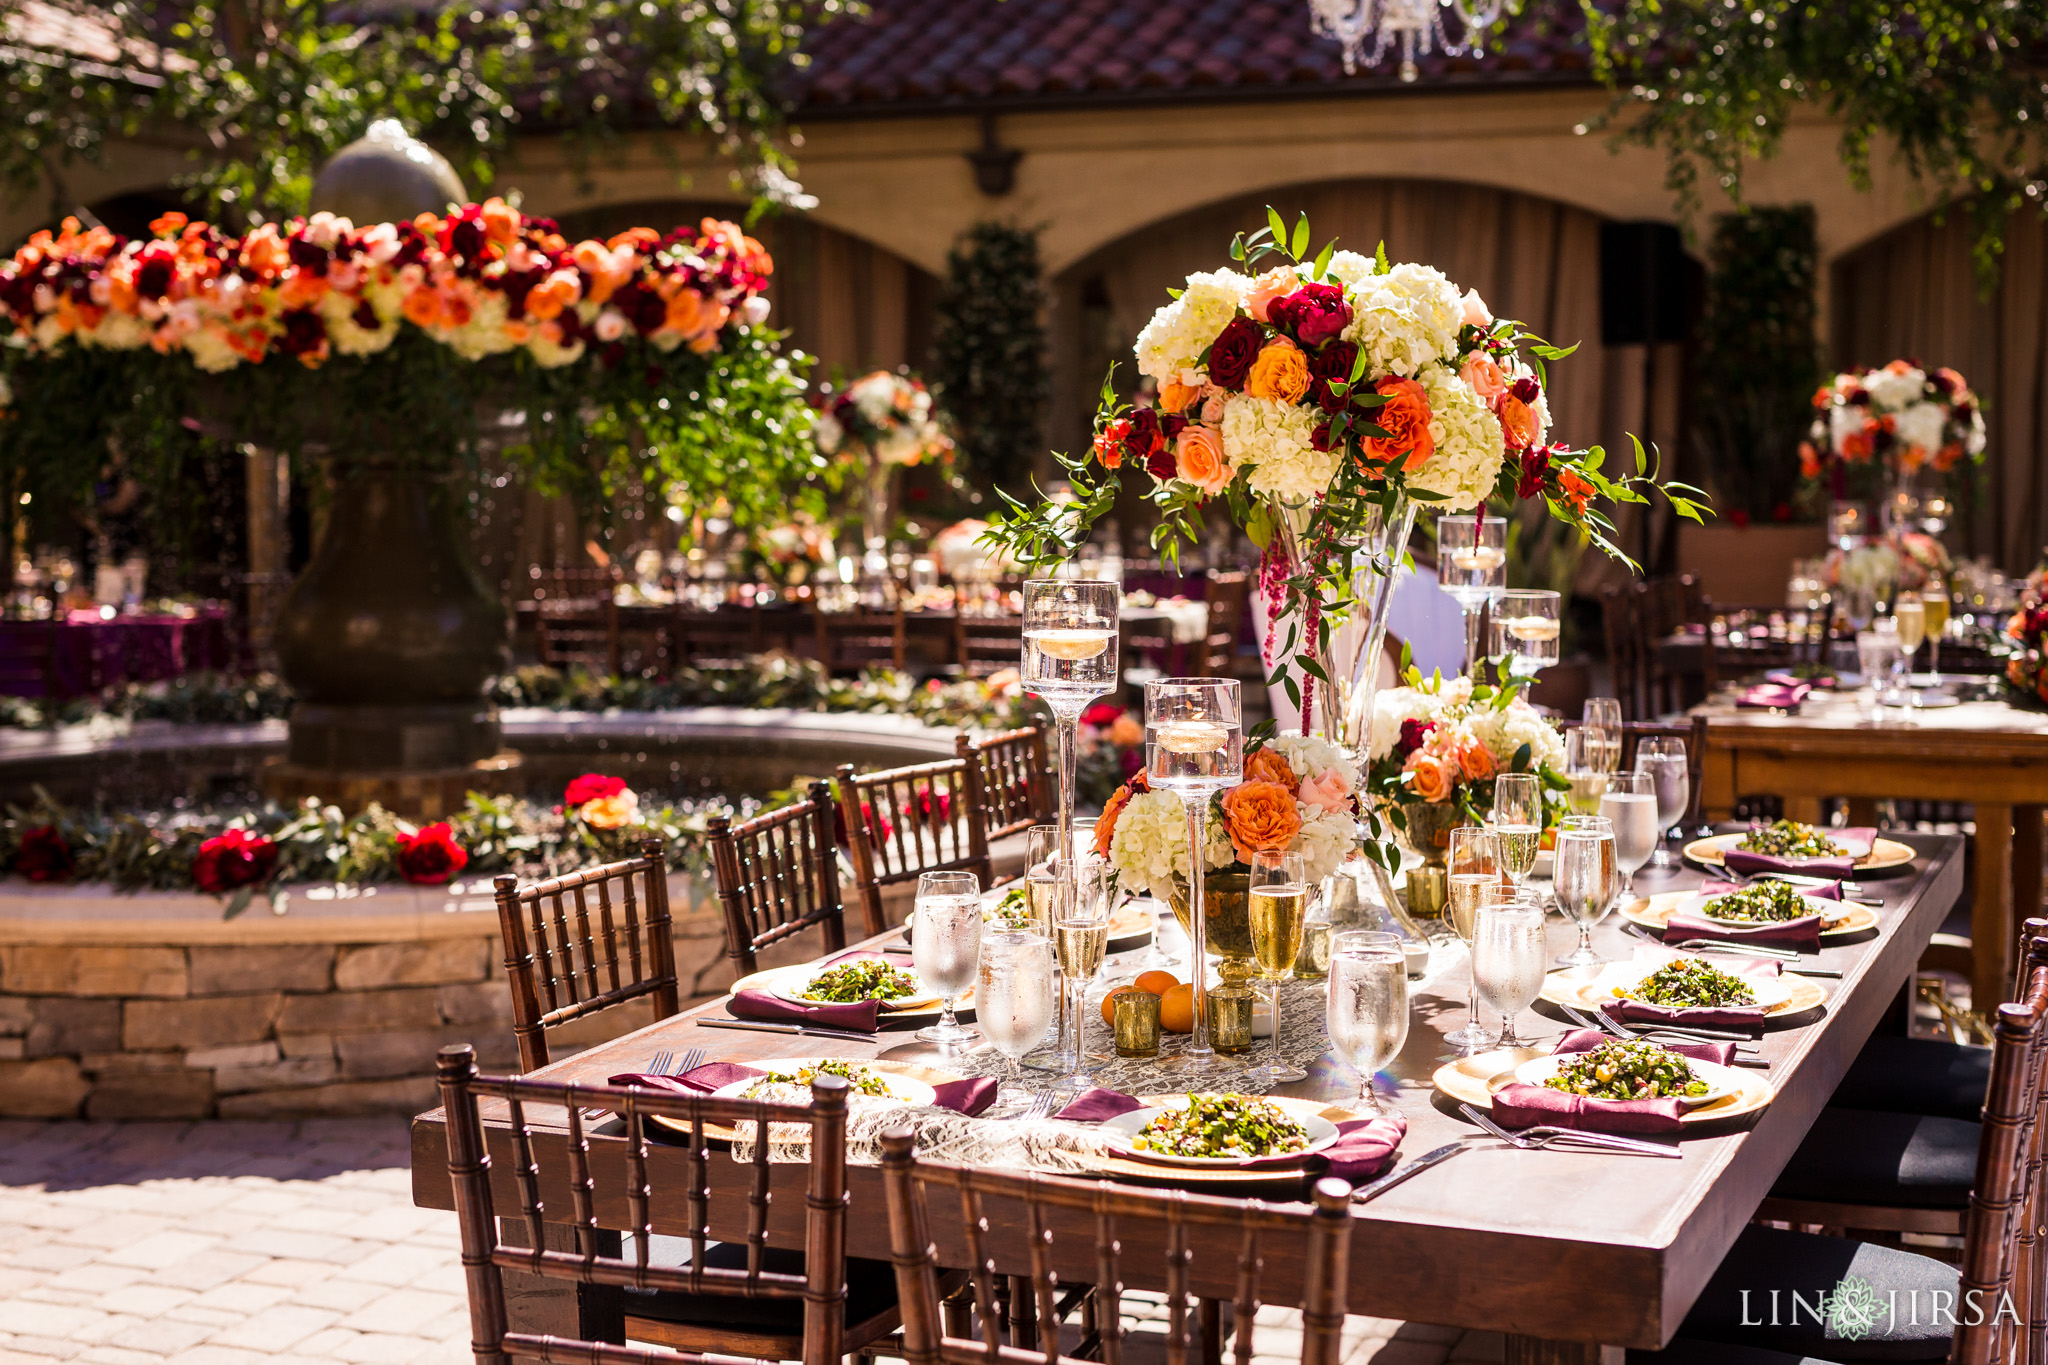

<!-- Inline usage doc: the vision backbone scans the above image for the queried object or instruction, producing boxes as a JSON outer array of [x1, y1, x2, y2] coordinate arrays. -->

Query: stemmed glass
[[1438, 513, 1505, 678], [1598, 770, 1658, 901], [1634, 737, 1689, 868], [1022, 576, 1120, 945], [1471, 895, 1548, 1048], [1922, 585, 1952, 688], [1245, 849, 1308, 1085], [1581, 698, 1623, 774], [1491, 589, 1561, 678], [1553, 816, 1618, 968], [1443, 826, 1502, 1054], [1049, 856, 1113, 1088], [976, 929, 1056, 1116], [911, 870, 982, 1045], [1144, 677, 1243, 1075], [1327, 931, 1409, 1116], [1489, 773, 1542, 887], [1563, 727, 1609, 817]]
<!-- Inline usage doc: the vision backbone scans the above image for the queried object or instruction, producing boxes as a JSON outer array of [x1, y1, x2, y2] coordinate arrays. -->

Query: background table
[[0, 609, 232, 698]]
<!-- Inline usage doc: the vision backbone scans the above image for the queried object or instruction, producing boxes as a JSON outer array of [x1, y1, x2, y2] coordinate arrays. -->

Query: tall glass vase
[[860, 454, 897, 555]]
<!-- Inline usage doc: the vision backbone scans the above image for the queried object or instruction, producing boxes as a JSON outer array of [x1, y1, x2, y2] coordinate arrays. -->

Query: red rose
[[563, 773, 628, 807], [1123, 407, 1166, 463], [1516, 445, 1553, 501], [1146, 445, 1178, 481], [396, 822, 469, 886], [14, 826, 73, 883], [1307, 341, 1360, 414], [1080, 701, 1123, 727], [1268, 283, 1352, 348], [1205, 316, 1264, 390], [192, 829, 278, 895], [1395, 718, 1437, 759]]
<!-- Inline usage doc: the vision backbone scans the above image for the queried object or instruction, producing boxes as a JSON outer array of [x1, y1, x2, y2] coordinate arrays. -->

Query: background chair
[[960, 726, 1051, 844], [706, 780, 848, 979], [1199, 569, 1251, 677], [837, 758, 991, 932], [818, 608, 908, 673], [492, 837, 679, 1072], [672, 604, 763, 669], [952, 610, 1022, 678]]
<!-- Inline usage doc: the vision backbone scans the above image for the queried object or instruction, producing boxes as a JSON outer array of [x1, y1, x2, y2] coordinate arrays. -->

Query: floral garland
[[1801, 361, 1986, 490], [1363, 673, 1569, 823]]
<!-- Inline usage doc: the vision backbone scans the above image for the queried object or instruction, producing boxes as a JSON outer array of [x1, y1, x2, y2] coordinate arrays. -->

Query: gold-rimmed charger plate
[[1539, 963, 1828, 1020], [1683, 833, 1917, 875], [1432, 1047, 1773, 1125], [729, 962, 975, 1023], [1620, 890, 1879, 940], [1079, 1094, 1369, 1188], [647, 1058, 967, 1143]]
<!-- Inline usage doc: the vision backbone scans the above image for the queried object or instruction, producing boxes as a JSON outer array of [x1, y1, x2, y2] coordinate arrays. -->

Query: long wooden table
[[411, 833, 1964, 1364], [1694, 689, 2048, 1011]]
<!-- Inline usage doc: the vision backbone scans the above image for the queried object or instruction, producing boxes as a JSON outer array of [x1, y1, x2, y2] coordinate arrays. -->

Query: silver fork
[[669, 1047, 705, 1076], [1562, 1004, 1760, 1057], [1459, 1104, 1682, 1159], [1016, 1091, 1056, 1122]]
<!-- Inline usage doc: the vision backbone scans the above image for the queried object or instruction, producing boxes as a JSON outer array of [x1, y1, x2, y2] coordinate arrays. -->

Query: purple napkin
[[1602, 997, 1767, 1036], [1053, 1087, 1147, 1122], [608, 1062, 995, 1117], [1737, 682, 1810, 711], [1663, 912, 1822, 953], [1491, 1030, 1726, 1134], [729, 990, 881, 1032], [1721, 828, 1874, 879], [930, 1076, 999, 1117], [1766, 670, 1836, 690], [1320, 1115, 1407, 1181]]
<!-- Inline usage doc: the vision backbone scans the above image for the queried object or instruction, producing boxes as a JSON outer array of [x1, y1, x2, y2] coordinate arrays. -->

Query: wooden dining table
[[410, 832, 1964, 1365]]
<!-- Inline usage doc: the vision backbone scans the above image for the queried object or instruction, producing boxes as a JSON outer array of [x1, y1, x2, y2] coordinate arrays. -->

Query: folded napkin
[[1053, 1087, 1146, 1122], [606, 1063, 997, 1117], [1737, 681, 1811, 711], [1766, 670, 1836, 690], [1490, 1029, 1729, 1134], [1602, 996, 1767, 1036], [728, 990, 881, 1031], [930, 1076, 999, 1117], [1321, 1115, 1407, 1182], [1662, 912, 1821, 953], [1722, 828, 1873, 879]]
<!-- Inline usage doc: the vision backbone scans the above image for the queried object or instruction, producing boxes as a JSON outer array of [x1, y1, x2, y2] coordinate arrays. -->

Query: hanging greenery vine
[[928, 222, 1049, 489]]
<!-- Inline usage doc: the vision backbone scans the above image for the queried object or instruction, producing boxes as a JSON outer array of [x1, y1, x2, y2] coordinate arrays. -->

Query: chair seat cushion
[[1770, 1108, 1978, 1210], [1832, 1034, 1989, 1123], [1673, 1225, 1956, 1361], [1629, 1341, 1848, 1365], [621, 1241, 900, 1333]]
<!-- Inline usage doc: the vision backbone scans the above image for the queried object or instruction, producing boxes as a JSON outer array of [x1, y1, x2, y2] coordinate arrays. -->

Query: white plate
[[1511, 1052, 1738, 1109], [1679, 889, 1850, 928], [1101, 1098, 1340, 1168], [710, 1058, 937, 1108], [770, 959, 941, 1011], [1597, 958, 1794, 1011]]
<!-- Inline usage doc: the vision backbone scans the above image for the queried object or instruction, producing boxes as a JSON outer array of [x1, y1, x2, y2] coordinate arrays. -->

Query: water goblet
[[1553, 818, 1617, 969], [1443, 825, 1502, 1054], [1489, 773, 1543, 886], [977, 929, 1056, 1116], [1634, 736, 1689, 868], [1437, 512, 1505, 677], [1244, 848, 1308, 1084], [1599, 770, 1658, 900], [911, 870, 982, 1045], [1327, 931, 1409, 1116], [1471, 898, 1548, 1048], [1491, 589, 1561, 679]]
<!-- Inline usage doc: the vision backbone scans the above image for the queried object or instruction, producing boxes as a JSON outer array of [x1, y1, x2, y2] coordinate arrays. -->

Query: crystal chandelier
[[1309, 0, 1505, 81]]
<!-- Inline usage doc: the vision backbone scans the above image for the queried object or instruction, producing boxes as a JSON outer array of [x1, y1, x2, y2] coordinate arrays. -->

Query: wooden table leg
[[1503, 1336, 1624, 1365], [1974, 804, 2014, 1015]]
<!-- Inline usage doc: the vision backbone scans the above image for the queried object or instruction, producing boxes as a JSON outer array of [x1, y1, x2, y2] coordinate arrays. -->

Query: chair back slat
[[492, 840, 680, 1072], [963, 727, 1052, 844], [1201, 570, 1251, 676], [839, 758, 993, 931], [707, 780, 848, 979], [880, 1129, 1351, 1365]]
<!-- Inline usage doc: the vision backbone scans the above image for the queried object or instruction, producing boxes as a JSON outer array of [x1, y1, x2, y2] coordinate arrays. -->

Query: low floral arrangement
[[2004, 564, 2048, 707], [1821, 531, 1949, 598], [1801, 361, 1987, 490], [813, 370, 953, 468], [751, 516, 837, 583], [1363, 672, 1568, 823], [1092, 735, 1360, 901]]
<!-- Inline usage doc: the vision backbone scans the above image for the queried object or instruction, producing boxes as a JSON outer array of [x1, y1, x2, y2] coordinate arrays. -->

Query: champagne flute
[[1245, 848, 1309, 1084], [1489, 773, 1543, 886], [1553, 819, 1618, 968], [1491, 589, 1561, 678], [1443, 825, 1502, 1054], [1634, 736, 1689, 868], [1050, 856, 1114, 1087], [1471, 897, 1548, 1048], [1024, 826, 1061, 935], [1327, 931, 1409, 1116], [1023, 576, 1120, 952], [1581, 698, 1623, 774], [911, 870, 982, 1044], [1599, 770, 1658, 900], [1437, 512, 1506, 678], [1922, 585, 1951, 687], [1894, 594, 1926, 691], [977, 929, 1055, 1116], [1145, 677, 1243, 1075], [1563, 727, 1609, 817]]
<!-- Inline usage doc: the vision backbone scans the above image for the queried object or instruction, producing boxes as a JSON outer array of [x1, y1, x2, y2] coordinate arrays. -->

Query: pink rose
[[1298, 767, 1352, 815], [1460, 351, 1507, 403], [1200, 388, 1229, 425], [1460, 289, 1492, 329], [1175, 425, 1231, 495], [1246, 266, 1301, 323]]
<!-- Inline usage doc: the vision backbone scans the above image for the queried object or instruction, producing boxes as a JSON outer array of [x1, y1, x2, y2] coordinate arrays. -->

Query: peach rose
[[1499, 393, 1545, 449], [1108, 713, 1145, 748], [1200, 388, 1229, 425], [1220, 780, 1303, 862], [1452, 737, 1495, 783], [1246, 339, 1311, 404], [1460, 351, 1507, 403], [1246, 266, 1302, 323], [1244, 747, 1299, 790], [1403, 752, 1455, 803], [1175, 425, 1232, 495], [1160, 379, 1202, 414], [1357, 376, 1435, 475], [581, 791, 640, 830], [1298, 767, 1352, 815], [1460, 288, 1493, 329]]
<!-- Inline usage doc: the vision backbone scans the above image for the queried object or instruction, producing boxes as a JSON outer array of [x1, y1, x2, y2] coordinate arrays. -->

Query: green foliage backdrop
[[928, 222, 1049, 490]]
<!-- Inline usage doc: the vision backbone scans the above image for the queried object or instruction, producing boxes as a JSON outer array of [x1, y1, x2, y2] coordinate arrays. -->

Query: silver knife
[[696, 1018, 877, 1042], [1351, 1141, 1472, 1203], [1460, 1104, 1684, 1159]]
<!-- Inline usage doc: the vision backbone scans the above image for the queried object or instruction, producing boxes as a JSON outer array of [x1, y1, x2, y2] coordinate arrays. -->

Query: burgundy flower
[[133, 250, 175, 301], [1517, 445, 1553, 501], [1080, 701, 1124, 727], [276, 309, 326, 357], [1124, 406, 1165, 462], [351, 300, 381, 332], [192, 829, 278, 895], [1509, 375, 1541, 404], [1395, 718, 1438, 760], [14, 826, 73, 883], [1268, 283, 1352, 348], [1310, 420, 1336, 453], [1206, 316, 1265, 390], [396, 823, 469, 886], [1146, 445, 1178, 481], [1308, 341, 1360, 414], [564, 773, 628, 807]]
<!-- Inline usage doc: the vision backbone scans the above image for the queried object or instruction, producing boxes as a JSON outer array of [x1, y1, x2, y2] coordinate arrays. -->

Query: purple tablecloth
[[0, 610, 231, 698]]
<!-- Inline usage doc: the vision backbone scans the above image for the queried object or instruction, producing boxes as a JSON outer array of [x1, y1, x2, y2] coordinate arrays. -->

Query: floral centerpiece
[[1363, 672, 1568, 857], [2002, 565, 2048, 707], [1801, 361, 1987, 495], [813, 369, 954, 550]]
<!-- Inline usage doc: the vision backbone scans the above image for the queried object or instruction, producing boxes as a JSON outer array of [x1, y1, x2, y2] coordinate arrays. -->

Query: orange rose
[[1357, 376, 1435, 475], [1108, 713, 1145, 748], [1499, 393, 1544, 449], [1243, 747, 1299, 790], [1175, 425, 1231, 496], [1453, 737, 1495, 783], [1219, 780, 1303, 863], [481, 197, 522, 246], [1404, 752, 1455, 803], [581, 791, 640, 830], [1459, 351, 1506, 403], [1160, 379, 1202, 414], [1559, 469, 1595, 517], [664, 288, 706, 335], [1246, 339, 1311, 404]]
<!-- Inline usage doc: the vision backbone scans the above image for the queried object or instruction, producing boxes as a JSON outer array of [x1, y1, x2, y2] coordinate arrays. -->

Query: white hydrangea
[[1405, 365, 1506, 513], [1465, 696, 1567, 774], [319, 289, 399, 358], [850, 372, 901, 423], [1134, 269, 1248, 386], [1321, 250, 1379, 288], [1864, 365, 1927, 411], [1966, 409, 1987, 455], [1107, 789, 1233, 900], [1892, 401, 1946, 458], [1223, 397, 1340, 505], [1343, 261, 1463, 378], [1364, 677, 1473, 760], [1295, 809, 1357, 885], [1828, 403, 1866, 453], [1268, 735, 1353, 788]]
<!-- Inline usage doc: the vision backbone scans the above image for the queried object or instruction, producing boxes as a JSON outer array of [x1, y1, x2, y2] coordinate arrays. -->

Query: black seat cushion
[[1629, 1341, 1848, 1365], [1673, 1225, 1956, 1361], [1770, 1108, 1978, 1210], [1832, 1034, 1989, 1123], [621, 1241, 901, 1332]]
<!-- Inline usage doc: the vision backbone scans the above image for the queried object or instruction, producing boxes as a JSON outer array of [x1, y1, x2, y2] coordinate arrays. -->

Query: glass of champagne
[[911, 870, 982, 1045], [1024, 826, 1061, 935], [1471, 897, 1548, 1048], [1443, 825, 1502, 1054], [1327, 931, 1409, 1116], [1563, 727, 1609, 817], [1922, 584, 1951, 687], [1491, 589, 1561, 679], [1634, 736, 1689, 868], [1490, 773, 1543, 886], [1893, 593, 1926, 693], [977, 929, 1055, 1116], [1245, 848, 1309, 1084], [1049, 856, 1113, 1088], [1553, 818, 1618, 969], [1599, 770, 1658, 900], [1144, 677, 1243, 1075], [1581, 698, 1623, 774], [1437, 512, 1506, 678], [1023, 576, 1120, 946]]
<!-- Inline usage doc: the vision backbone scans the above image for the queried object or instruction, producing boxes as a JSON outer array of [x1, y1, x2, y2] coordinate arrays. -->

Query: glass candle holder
[[1293, 920, 1332, 981], [1208, 987, 1256, 1053], [1113, 991, 1162, 1057]]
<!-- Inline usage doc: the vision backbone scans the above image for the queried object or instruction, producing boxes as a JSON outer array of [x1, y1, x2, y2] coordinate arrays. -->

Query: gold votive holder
[[1404, 865, 1448, 922], [1113, 991, 1162, 1057], [1208, 987, 1256, 1053]]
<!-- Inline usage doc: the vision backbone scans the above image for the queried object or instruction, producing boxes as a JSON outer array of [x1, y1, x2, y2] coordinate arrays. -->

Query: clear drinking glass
[[1856, 626, 1899, 718], [1490, 773, 1543, 886], [1437, 512, 1506, 678], [1022, 576, 1120, 958], [1245, 848, 1309, 1085], [1563, 727, 1609, 817], [1443, 825, 1502, 1054], [911, 870, 983, 1044], [1581, 698, 1623, 774], [1491, 589, 1562, 678], [1599, 770, 1658, 900], [1050, 856, 1113, 1087], [1327, 931, 1409, 1116], [977, 929, 1055, 1116], [1553, 819, 1618, 968], [1144, 677, 1243, 1075], [1471, 898, 1548, 1048], [1635, 737, 1689, 868]]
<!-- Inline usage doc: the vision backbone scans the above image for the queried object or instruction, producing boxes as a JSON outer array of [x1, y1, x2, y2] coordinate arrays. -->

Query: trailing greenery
[[929, 223, 1049, 488]]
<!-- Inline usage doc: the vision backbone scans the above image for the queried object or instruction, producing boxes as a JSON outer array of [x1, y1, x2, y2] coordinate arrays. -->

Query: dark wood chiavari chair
[[1200, 569, 1252, 677], [837, 758, 991, 932], [1601, 585, 1648, 722], [960, 726, 1052, 844], [1698, 599, 1831, 693], [955, 612, 1025, 679], [492, 839, 679, 1073], [819, 608, 908, 673], [672, 604, 763, 668], [705, 780, 850, 979], [437, 1049, 910, 1362], [879, 1128, 1354, 1365], [537, 595, 623, 675]]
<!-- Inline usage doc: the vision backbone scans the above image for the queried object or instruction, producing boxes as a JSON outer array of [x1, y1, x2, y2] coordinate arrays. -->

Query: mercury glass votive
[[1208, 987, 1256, 1053], [1113, 990, 1162, 1057]]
